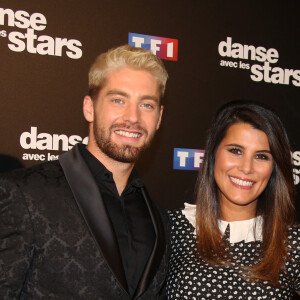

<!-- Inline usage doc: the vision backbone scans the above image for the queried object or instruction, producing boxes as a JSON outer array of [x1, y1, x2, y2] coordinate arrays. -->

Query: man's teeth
[[115, 130, 141, 138], [230, 176, 254, 187]]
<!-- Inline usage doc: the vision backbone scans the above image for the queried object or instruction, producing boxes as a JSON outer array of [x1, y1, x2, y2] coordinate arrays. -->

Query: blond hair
[[88, 45, 168, 100]]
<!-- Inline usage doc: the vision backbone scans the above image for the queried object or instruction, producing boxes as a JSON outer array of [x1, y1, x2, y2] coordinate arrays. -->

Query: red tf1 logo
[[128, 32, 178, 61]]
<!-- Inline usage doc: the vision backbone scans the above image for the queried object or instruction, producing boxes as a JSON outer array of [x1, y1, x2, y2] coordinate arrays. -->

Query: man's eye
[[112, 98, 123, 104], [141, 103, 154, 109]]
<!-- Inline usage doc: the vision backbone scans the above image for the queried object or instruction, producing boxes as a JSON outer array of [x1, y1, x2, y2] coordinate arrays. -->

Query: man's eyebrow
[[105, 89, 159, 102], [105, 89, 129, 97], [140, 95, 160, 102]]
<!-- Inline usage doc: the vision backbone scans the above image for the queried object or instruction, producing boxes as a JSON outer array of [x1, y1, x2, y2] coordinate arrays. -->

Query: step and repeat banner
[[0, 1, 299, 216]]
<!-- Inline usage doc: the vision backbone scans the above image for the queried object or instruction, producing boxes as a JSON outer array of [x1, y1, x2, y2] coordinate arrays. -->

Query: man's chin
[[104, 145, 144, 163]]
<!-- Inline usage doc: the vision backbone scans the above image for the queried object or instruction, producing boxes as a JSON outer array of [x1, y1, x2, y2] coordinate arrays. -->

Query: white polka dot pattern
[[166, 210, 300, 299]]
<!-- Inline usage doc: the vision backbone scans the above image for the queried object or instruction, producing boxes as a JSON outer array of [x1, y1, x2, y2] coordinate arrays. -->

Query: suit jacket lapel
[[133, 187, 167, 299], [59, 145, 128, 293]]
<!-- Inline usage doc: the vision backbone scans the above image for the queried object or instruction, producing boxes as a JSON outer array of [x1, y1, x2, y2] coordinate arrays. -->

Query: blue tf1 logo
[[128, 32, 178, 61], [173, 148, 205, 170]]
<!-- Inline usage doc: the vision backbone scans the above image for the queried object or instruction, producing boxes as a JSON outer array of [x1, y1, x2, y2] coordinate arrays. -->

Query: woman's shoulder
[[168, 202, 195, 217], [168, 203, 196, 229], [287, 224, 300, 245], [287, 224, 300, 262], [167, 207, 185, 224], [285, 224, 300, 277]]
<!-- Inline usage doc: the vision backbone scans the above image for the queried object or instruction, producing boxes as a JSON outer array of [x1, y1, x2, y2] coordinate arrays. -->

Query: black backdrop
[[1, 1, 299, 214]]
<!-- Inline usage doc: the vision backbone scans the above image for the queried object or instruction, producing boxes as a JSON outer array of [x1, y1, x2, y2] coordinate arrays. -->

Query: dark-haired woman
[[166, 100, 300, 299]]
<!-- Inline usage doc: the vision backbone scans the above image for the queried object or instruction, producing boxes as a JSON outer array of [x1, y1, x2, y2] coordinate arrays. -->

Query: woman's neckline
[[181, 202, 263, 243]]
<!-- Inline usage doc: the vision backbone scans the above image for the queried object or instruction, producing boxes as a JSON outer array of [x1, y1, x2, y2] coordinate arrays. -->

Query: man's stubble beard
[[93, 117, 156, 163]]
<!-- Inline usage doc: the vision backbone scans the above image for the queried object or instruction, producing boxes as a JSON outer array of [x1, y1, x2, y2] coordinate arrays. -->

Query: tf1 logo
[[128, 32, 178, 61], [173, 148, 205, 170]]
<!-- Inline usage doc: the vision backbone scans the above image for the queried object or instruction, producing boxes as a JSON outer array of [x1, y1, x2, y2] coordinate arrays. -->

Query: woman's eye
[[256, 154, 270, 160], [228, 148, 241, 155]]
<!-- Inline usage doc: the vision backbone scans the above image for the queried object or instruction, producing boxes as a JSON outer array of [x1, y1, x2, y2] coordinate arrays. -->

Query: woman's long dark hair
[[196, 100, 295, 285]]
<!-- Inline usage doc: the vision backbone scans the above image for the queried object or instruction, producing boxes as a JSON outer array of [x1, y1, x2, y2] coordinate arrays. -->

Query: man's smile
[[114, 130, 142, 138]]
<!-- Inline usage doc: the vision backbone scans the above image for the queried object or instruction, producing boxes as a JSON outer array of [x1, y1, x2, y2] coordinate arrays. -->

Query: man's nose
[[123, 103, 140, 123]]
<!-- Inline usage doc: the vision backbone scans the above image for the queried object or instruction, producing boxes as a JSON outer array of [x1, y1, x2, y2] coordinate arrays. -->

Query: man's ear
[[156, 105, 164, 130], [83, 96, 94, 122]]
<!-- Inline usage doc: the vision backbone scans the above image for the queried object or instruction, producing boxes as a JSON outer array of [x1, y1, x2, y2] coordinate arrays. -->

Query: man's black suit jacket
[[0, 144, 169, 299]]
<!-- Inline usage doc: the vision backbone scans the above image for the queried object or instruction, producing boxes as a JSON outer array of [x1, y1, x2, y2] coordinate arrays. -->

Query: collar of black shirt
[[78, 143, 144, 192]]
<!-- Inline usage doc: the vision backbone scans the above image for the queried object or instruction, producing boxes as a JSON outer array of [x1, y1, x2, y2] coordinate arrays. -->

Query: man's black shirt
[[79, 144, 155, 296]]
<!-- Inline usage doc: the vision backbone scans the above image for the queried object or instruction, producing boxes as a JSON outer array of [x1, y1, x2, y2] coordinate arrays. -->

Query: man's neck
[[86, 144, 135, 195]]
